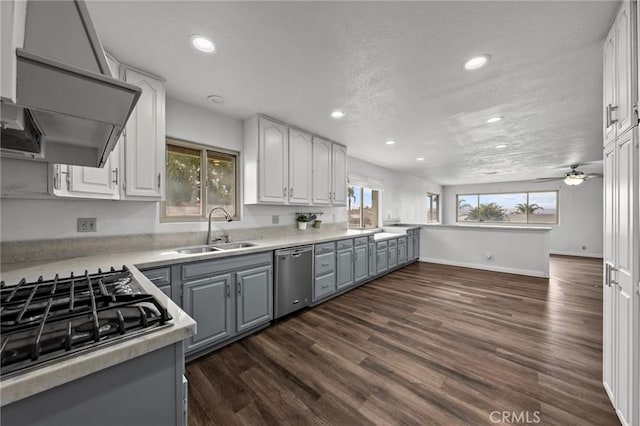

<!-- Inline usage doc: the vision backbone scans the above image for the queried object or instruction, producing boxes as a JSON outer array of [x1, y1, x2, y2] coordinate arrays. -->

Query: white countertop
[[420, 224, 552, 232], [1, 228, 401, 405]]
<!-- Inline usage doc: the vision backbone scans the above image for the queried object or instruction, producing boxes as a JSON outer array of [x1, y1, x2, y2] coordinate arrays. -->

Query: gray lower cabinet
[[236, 265, 273, 332], [314, 242, 336, 301], [180, 252, 273, 356], [388, 239, 398, 269], [368, 243, 376, 277], [140, 267, 172, 299], [413, 230, 420, 260], [376, 241, 388, 274], [354, 244, 368, 283], [336, 239, 355, 290], [183, 274, 233, 352], [407, 232, 415, 260], [398, 237, 407, 265]]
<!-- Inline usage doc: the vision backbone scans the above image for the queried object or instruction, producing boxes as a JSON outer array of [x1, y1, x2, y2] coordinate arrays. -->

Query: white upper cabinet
[[0, 0, 26, 102], [121, 66, 165, 200], [312, 137, 332, 205], [604, 0, 638, 146], [53, 146, 120, 200], [331, 144, 347, 206], [244, 115, 345, 206], [288, 128, 312, 204], [258, 117, 288, 204]]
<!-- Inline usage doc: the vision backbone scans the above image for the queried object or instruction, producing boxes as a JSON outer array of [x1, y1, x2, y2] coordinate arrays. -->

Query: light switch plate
[[77, 218, 97, 232]]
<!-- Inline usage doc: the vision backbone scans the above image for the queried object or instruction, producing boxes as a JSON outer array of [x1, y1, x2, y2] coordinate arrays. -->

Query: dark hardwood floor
[[186, 256, 618, 425]]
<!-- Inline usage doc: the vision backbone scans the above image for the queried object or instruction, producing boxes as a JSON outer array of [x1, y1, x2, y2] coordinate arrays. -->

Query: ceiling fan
[[536, 164, 603, 186]]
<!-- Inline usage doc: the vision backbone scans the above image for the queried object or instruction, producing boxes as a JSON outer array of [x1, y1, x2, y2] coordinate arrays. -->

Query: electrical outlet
[[582, 246, 587, 250], [77, 218, 97, 232], [272, 215, 279, 224]]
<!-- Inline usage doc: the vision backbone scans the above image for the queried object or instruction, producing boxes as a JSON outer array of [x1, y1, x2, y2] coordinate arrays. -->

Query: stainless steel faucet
[[207, 207, 233, 245]]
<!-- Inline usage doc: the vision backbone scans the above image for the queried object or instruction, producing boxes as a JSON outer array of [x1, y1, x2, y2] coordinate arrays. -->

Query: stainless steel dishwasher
[[274, 245, 313, 319]]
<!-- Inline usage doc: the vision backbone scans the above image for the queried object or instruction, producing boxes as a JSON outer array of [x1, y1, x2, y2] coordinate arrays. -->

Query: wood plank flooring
[[186, 256, 618, 425]]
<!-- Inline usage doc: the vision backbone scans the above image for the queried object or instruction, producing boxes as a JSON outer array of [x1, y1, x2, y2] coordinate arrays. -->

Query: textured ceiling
[[87, 1, 618, 186]]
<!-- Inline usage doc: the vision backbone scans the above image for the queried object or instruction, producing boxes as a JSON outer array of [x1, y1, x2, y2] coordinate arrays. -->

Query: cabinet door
[[603, 142, 616, 401], [258, 118, 288, 203], [122, 67, 165, 200], [288, 129, 312, 204], [613, 130, 635, 425], [413, 233, 421, 259], [614, 1, 634, 137], [407, 233, 415, 260], [398, 243, 407, 266], [388, 244, 398, 269], [603, 26, 617, 146], [336, 248, 354, 290], [376, 247, 388, 274], [236, 265, 273, 333], [368, 244, 376, 277], [183, 274, 233, 352], [331, 144, 347, 205], [67, 146, 120, 199], [354, 245, 368, 283], [312, 137, 332, 205]]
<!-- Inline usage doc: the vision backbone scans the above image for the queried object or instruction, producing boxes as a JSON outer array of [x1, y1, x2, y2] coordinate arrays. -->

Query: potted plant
[[296, 214, 309, 230]]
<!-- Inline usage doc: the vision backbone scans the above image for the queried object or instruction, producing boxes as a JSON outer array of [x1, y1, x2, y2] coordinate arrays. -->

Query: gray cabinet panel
[[315, 251, 335, 277], [413, 232, 420, 259], [336, 248, 354, 290], [183, 274, 233, 352], [336, 239, 354, 250], [236, 265, 273, 333], [157, 284, 172, 298], [314, 273, 336, 301], [140, 267, 172, 298], [181, 252, 272, 281], [354, 236, 368, 247], [376, 244, 388, 274], [354, 245, 368, 283], [407, 233, 415, 260], [368, 243, 376, 277], [398, 237, 407, 265], [315, 242, 335, 255], [388, 240, 398, 268]]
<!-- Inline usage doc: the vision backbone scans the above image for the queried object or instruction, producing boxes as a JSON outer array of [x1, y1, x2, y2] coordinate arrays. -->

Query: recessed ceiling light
[[495, 144, 508, 149], [486, 116, 502, 123], [207, 95, 225, 104], [385, 140, 396, 145], [464, 55, 490, 70], [190, 35, 215, 53], [330, 110, 345, 119], [416, 157, 425, 161]]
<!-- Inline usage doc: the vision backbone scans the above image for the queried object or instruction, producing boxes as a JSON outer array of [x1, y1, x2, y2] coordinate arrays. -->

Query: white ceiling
[[87, 1, 618, 186]]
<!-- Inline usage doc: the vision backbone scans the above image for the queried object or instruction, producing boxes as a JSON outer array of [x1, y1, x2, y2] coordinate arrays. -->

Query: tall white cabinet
[[602, 2, 639, 425], [52, 55, 165, 201], [243, 115, 347, 207]]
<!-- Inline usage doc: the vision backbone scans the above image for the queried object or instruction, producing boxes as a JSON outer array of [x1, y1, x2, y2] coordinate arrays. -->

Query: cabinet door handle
[[157, 173, 161, 190], [148, 276, 163, 282], [322, 283, 329, 289], [283, 186, 287, 197], [112, 168, 119, 186], [226, 283, 230, 297], [237, 281, 241, 294], [289, 187, 293, 197]]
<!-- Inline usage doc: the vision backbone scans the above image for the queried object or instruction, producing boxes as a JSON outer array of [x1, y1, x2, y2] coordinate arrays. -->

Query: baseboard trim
[[550, 251, 603, 259], [419, 257, 548, 278]]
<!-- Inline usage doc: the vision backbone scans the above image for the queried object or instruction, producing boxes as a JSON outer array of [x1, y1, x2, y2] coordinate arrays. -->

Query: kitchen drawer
[[354, 237, 368, 247], [398, 237, 407, 245], [388, 239, 397, 247], [376, 241, 387, 249], [315, 252, 335, 276], [315, 242, 335, 255], [140, 267, 171, 286], [368, 235, 375, 244], [314, 273, 335, 300], [181, 252, 272, 281], [336, 239, 354, 250]]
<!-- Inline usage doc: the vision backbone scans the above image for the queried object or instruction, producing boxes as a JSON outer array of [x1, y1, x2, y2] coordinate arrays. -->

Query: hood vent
[[0, 0, 140, 168]]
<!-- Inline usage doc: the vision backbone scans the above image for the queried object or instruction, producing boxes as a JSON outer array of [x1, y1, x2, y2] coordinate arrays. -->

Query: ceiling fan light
[[564, 175, 584, 186]]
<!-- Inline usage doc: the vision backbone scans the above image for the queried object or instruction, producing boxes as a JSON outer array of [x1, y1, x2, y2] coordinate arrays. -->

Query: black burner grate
[[0, 267, 172, 377]]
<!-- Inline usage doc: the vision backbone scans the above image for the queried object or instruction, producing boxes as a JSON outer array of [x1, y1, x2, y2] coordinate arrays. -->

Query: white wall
[[441, 178, 603, 257], [0, 98, 346, 242], [348, 156, 442, 224], [1, 99, 443, 242]]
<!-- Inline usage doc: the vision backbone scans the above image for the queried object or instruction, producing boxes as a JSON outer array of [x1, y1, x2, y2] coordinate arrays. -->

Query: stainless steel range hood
[[0, 0, 141, 168]]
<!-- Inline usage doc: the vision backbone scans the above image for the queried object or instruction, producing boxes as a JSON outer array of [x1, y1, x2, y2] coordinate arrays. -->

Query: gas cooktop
[[0, 266, 172, 378]]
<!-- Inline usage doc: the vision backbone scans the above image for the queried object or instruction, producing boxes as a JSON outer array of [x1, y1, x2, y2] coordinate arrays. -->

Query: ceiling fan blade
[[534, 178, 563, 183], [584, 173, 603, 179]]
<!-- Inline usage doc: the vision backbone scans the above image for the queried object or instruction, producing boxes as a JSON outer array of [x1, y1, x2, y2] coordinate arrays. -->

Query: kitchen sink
[[176, 245, 223, 254], [175, 242, 257, 254], [210, 242, 257, 250]]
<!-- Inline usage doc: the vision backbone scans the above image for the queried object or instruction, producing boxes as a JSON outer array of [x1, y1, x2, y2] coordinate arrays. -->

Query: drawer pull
[[321, 263, 330, 267], [322, 284, 329, 289], [148, 276, 164, 282]]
